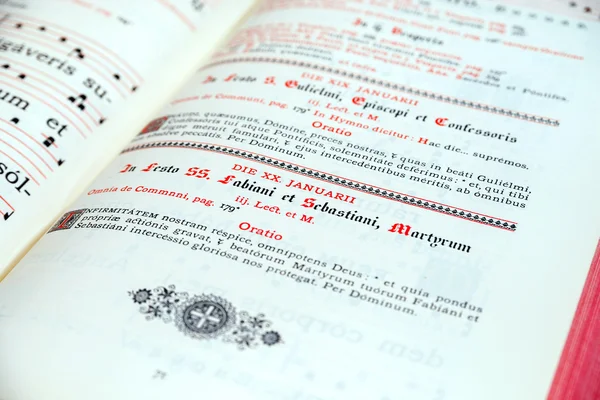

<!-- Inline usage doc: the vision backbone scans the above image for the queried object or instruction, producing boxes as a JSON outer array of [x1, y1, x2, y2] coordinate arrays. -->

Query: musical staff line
[[11, 13, 143, 83], [1, 61, 104, 121], [0, 79, 89, 137], [0, 119, 58, 163], [0, 74, 93, 132], [0, 148, 40, 185], [0, 126, 54, 172], [0, 195, 15, 220], [157, 0, 197, 32], [0, 27, 129, 98], [0, 137, 47, 179]]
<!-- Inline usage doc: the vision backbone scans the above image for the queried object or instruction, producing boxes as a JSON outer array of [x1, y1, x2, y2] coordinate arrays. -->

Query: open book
[[0, 0, 599, 399]]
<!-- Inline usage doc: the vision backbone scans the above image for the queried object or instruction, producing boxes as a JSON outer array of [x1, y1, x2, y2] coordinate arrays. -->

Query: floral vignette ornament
[[128, 285, 282, 349]]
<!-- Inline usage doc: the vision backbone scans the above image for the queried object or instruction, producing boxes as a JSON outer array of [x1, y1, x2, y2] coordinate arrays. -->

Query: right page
[[1, 1, 600, 399]]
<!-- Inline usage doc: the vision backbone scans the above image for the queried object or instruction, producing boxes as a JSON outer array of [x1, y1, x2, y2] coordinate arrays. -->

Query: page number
[[153, 370, 167, 380]]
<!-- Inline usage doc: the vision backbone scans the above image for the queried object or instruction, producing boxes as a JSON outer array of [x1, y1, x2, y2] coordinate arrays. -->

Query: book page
[[0, 0, 256, 274], [1, 1, 599, 399], [505, 0, 600, 20]]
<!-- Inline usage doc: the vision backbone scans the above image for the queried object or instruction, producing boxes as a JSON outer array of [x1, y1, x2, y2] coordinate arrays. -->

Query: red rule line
[[125, 140, 517, 229], [5, 57, 104, 119], [0, 76, 92, 134], [0, 79, 88, 137], [0, 28, 128, 98], [0, 148, 40, 185], [0, 195, 14, 216], [0, 126, 53, 171], [0, 67, 102, 125], [157, 0, 197, 32], [37, 26, 137, 89], [0, 118, 58, 162], [0, 137, 46, 179], [11, 13, 143, 84]]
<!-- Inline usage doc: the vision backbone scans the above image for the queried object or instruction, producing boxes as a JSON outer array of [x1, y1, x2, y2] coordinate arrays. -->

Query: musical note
[[57, 159, 65, 166], [43, 136, 56, 147], [15, 23, 22, 28], [99, 118, 106, 124], [59, 37, 67, 42], [10, 118, 19, 124], [67, 94, 86, 111], [39, 26, 46, 31], [1, 197, 14, 221], [3, 210, 14, 221], [113, 74, 121, 80], [68, 48, 85, 60], [1, 63, 26, 79], [132, 86, 138, 92]]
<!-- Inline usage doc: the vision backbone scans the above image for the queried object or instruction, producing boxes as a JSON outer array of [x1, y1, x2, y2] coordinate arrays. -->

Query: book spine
[[548, 240, 600, 400]]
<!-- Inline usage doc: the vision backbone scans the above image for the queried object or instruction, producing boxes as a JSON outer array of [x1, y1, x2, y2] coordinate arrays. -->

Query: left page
[[0, 0, 256, 275]]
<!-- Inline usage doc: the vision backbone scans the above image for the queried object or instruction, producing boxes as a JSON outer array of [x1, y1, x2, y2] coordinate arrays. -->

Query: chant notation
[[68, 48, 85, 60], [9, 18, 142, 93], [3, 59, 109, 134], [2, 210, 14, 221], [1, 63, 26, 80], [0, 11, 152, 225], [42, 136, 56, 148], [67, 93, 87, 111]]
